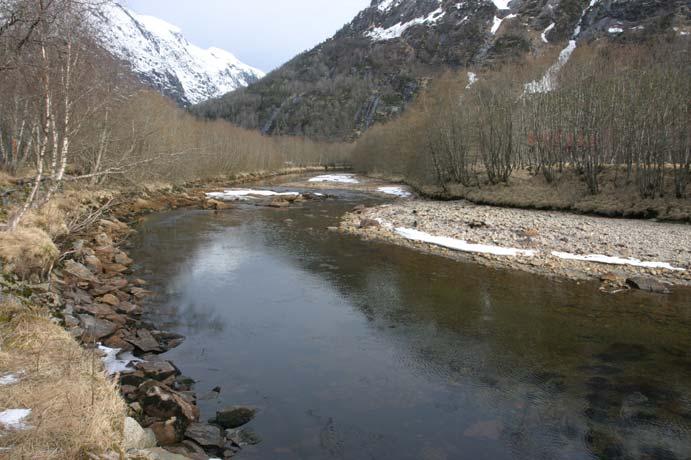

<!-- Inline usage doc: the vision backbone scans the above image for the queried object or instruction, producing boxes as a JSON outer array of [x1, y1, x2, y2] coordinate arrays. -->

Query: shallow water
[[128, 185, 691, 460]]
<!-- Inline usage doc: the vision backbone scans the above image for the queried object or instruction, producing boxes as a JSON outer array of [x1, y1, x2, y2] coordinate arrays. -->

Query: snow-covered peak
[[90, 2, 264, 105]]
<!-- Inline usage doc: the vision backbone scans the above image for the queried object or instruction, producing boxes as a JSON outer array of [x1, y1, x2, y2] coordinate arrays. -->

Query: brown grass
[[0, 228, 59, 279], [0, 300, 127, 459]]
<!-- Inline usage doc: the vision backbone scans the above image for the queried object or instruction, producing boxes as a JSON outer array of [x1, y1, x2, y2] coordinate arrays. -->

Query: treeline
[[352, 38, 689, 200], [0, 0, 350, 229]]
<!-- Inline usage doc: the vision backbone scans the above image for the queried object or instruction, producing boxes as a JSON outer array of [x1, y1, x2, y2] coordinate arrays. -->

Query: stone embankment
[[341, 199, 691, 292]]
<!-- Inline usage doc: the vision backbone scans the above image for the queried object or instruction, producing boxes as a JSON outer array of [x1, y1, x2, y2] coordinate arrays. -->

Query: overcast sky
[[123, 0, 371, 72]]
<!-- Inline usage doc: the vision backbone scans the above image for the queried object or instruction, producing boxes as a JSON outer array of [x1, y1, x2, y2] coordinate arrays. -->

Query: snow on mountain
[[90, 2, 265, 105]]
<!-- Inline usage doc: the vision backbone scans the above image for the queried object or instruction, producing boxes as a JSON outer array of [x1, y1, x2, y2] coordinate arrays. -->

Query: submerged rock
[[626, 276, 671, 294], [213, 406, 256, 429], [184, 423, 224, 448]]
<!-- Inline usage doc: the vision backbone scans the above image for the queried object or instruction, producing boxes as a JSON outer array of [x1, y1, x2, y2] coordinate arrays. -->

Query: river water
[[128, 182, 691, 460]]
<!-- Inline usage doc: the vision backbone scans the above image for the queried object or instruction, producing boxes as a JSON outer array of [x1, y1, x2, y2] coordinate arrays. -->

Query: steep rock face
[[90, 3, 265, 105], [192, 0, 688, 139]]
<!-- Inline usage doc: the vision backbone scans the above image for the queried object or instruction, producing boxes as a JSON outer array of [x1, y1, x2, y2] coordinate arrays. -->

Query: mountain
[[192, 0, 688, 139], [90, 3, 265, 106]]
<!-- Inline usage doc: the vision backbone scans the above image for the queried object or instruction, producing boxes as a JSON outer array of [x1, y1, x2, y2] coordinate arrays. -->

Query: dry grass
[[0, 300, 127, 459], [0, 171, 13, 188], [0, 228, 59, 279]]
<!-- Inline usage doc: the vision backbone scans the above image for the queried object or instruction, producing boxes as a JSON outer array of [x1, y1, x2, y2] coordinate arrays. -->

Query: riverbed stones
[[136, 360, 179, 381], [150, 417, 185, 446], [184, 423, 224, 448], [137, 380, 199, 424], [64, 260, 97, 283], [99, 293, 120, 306], [213, 406, 256, 429], [125, 329, 162, 353]]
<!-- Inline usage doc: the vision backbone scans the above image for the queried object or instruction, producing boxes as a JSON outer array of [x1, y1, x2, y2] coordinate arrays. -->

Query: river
[[128, 178, 691, 460]]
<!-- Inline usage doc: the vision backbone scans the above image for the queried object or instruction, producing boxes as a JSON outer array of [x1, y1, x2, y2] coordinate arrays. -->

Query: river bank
[[341, 198, 691, 291]]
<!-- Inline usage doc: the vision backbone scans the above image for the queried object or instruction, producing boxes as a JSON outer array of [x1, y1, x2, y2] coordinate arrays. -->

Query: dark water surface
[[128, 186, 691, 460]]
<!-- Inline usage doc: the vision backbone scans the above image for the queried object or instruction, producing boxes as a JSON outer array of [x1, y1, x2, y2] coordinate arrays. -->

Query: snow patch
[[551, 252, 685, 271], [491, 14, 516, 34], [466, 71, 478, 89], [308, 174, 360, 184], [491, 0, 512, 9], [206, 189, 300, 201], [377, 186, 412, 198], [0, 373, 21, 386], [541, 22, 555, 43], [367, 6, 446, 41], [98, 345, 142, 376], [395, 227, 536, 257], [0, 409, 31, 430], [608, 27, 623, 34]]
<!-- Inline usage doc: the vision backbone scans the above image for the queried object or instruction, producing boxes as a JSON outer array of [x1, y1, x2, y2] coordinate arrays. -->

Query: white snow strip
[[466, 71, 478, 89], [0, 409, 31, 430], [608, 27, 623, 34], [367, 6, 446, 41], [377, 186, 412, 198], [524, 40, 576, 93], [308, 174, 360, 184], [98, 345, 142, 376], [0, 373, 20, 386], [206, 189, 300, 201], [541, 22, 555, 42], [491, 14, 516, 34], [395, 227, 536, 257], [551, 252, 685, 271], [492, 0, 512, 9]]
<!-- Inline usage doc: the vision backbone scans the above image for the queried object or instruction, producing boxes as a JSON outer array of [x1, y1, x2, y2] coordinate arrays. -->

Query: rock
[[64, 260, 97, 283], [267, 198, 290, 208], [352, 204, 366, 213], [102, 332, 135, 352], [114, 252, 134, 266], [150, 417, 185, 446], [124, 417, 158, 450], [138, 380, 199, 424], [76, 303, 113, 317], [133, 279, 148, 286], [84, 255, 103, 274], [131, 287, 153, 299], [99, 293, 120, 306], [117, 301, 143, 316], [359, 218, 381, 229], [136, 360, 179, 381], [206, 199, 233, 210], [134, 447, 191, 460], [126, 329, 162, 353], [184, 423, 223, 448], [95, 233, 114, 247], [79, 315, 117, 341], [601, 272, 626, 284], [103, 263, 129, 274], [214, 406, 256, 429], [225, 428, 261, 447], [626, 276, 671, 294], [120, 371, 147, 387], [164, 442, 208, 460]]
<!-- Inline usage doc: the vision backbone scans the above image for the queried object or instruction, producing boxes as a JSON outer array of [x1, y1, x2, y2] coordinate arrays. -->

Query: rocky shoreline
[[340, 199, 691, 292]]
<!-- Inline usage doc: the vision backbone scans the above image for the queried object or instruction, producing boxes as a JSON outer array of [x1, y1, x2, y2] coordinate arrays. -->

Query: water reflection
[[129, 196, 691, 460]]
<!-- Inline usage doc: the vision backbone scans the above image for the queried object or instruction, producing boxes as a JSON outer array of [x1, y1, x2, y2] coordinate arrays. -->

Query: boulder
[[359, 218, 381, 229], [79, 315, 117, 341], [150, 417, 185, 446], [99, 293, 120, 306], [184, 423, 224, 448], [213, 406, 256, 429], [124, 417, 157, 450], [84, 255, 103, 274], [136, 360, 179, 381], [117, 301, 143, 316], [225, 428, 261, 447], [138, 380, 199, 424], [64, 260, 97, 283], [626, 276, 671, 294], [125, 329, 162, 353], [114, 251, 134, 266], [267, 199, 290, 208], [205, 199, 233, 210], [134, 447, 191, 460], [76, 303, 113, 317]]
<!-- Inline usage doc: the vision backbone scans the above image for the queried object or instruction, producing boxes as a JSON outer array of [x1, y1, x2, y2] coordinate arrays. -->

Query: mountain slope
[[192, 0, 688, 139], [90, 3, 265, 105]]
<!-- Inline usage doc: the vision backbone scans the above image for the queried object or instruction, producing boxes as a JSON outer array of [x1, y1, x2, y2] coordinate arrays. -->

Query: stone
[[79, 315, 117, 341], [626, 276, 671, 294], [124, 417, 157, 450], [118, 301, 143, 315], [359, 218, 381, 229], [138, 380, 200, 424], [225, 428, 261, 447], [136, 360, 179, 381], [99, 293, 120, 306], [214, 406, 256, 429], [267, 199, 290, 208], [114, 252, 134, 266], [126, 329, 162, 353], [131, 287, 153, 299], [77, 303, 113, 317], [64, 260, 97, 283], [150, 417, 184, 446], [601, 272, 626, 284], [95, 233, 114, 247], [84, 255, 103, 274], [206, 199, 233, 210], [103, 263, 129, 274], [135, 447, 191, 460], [164, 442, 207, 460], [184, 423, 223, 448]]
